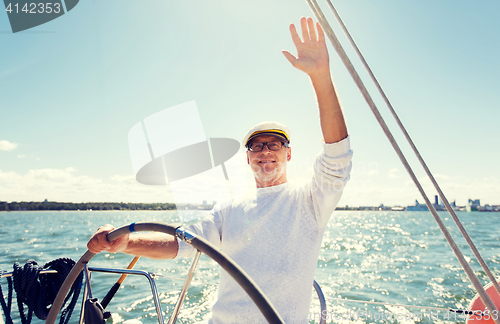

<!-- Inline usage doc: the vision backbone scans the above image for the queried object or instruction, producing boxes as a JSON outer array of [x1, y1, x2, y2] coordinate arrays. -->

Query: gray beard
[[253, 163, 287, 184]]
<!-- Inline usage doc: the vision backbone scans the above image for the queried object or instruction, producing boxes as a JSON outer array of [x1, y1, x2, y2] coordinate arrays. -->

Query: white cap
[[242, 121, 291, 148]]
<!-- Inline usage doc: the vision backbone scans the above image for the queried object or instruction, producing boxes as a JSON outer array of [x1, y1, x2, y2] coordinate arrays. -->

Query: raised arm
[[282, 17, 348, 144], [87, 224, 178, 259]]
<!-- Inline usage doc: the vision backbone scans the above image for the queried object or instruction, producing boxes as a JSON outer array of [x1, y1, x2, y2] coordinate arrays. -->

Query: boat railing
[[80, 258, 328, 324], [1, 269, 58, 278], [2, 264, 327, 324], [81, 265, 165, 324]]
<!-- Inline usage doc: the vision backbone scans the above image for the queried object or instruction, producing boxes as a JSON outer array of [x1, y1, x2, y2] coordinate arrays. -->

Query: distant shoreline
[[0, 201, 176, 212], [0, 201, 488, 212]]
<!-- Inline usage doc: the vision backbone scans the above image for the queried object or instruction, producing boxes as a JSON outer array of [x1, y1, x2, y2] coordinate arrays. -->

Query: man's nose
[[260, 144, 272, 153]]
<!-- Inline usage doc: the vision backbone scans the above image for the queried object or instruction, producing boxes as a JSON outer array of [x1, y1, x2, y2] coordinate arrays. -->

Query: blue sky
[[1, 0, 499, 206]]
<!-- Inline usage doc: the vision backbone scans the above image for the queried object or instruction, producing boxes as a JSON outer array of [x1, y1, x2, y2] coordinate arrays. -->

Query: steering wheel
[[45, 222, 284, 324]]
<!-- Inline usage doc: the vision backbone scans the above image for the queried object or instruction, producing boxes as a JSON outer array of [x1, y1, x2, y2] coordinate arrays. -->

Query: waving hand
[[282, 17, 330, 77], [283, 17, 347, 144]]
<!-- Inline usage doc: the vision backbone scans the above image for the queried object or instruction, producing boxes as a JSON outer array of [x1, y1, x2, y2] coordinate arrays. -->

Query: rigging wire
[[325, 296, 483, 315], [304, 0, 500, 321], [323, 0, 500, 303]]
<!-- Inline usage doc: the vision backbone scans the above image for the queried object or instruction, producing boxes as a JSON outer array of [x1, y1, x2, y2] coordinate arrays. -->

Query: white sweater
[[176, 137, 352, 323]]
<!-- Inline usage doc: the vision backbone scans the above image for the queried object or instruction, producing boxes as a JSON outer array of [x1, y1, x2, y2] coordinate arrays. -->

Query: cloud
[[17, 154, 40, 161], [4, 173, 141, 203], [337, 167, 500, 207], [0, 140, 18, 151], [400, 174, 500, 206], [388, 168, 400, 179], [166, 152, 251, 204], [2, 156, 498, 208], [0, 153, 251, 204]]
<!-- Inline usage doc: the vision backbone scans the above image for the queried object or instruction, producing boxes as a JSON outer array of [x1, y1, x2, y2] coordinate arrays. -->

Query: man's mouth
[[259, 160, 275, 164]]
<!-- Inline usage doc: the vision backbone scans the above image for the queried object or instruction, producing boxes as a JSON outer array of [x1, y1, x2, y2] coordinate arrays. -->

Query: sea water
[[0, 210, 499, 324]]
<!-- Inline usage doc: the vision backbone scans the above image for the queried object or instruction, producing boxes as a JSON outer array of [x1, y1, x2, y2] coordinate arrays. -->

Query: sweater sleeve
[[311, 136, 353, 227], [175, 207, 223, 258]]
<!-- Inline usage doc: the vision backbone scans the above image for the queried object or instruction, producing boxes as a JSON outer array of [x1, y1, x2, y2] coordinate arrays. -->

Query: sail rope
[[304, 0, 500, 321], [323, 0, 500, 303], [325, 296, 482, 315], [0, 258, 83, 324]]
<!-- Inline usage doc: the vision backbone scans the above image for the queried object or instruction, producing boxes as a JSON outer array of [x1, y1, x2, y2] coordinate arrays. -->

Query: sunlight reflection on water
[[1, 210, 499, 323]]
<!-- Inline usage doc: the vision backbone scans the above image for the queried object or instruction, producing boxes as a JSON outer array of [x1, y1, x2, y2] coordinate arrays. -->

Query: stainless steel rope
[[325, 296, 479, 314], [304, 0, 500, 321], [323, 0, 500, 302]]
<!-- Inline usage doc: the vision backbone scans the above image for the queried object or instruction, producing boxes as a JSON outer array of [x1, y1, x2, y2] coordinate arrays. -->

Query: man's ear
[[246, 151, 250, 165], [287, 147, 291, 161]]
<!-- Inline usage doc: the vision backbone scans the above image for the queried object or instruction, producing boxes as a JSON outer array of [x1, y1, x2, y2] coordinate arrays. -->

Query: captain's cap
[[242, 121, 291, 148]]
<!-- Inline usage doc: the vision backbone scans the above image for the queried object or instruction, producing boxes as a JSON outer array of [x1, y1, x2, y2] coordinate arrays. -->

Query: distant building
[[477, 205, 500, 212], [467, 199, 480, 212], [406, 195, 445, 211], [406, 200, 428, 211], [198, 200, 215, 210], [378, 204, 391, 211]]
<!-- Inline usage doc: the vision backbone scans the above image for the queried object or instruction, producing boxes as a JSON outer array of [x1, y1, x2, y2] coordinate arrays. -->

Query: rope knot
[[0, 258, 82, 324]]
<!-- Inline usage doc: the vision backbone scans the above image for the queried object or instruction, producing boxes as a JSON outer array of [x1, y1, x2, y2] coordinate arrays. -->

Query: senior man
[[88, 17, 352, 323]]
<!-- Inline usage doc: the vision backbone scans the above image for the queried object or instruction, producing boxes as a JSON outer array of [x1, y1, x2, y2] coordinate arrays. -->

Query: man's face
[[246, 135, 291, 188]]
